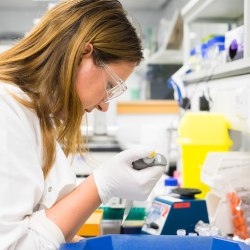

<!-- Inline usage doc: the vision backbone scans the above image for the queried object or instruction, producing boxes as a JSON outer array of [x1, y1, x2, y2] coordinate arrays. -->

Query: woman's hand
[[93, 147, 165, 204]]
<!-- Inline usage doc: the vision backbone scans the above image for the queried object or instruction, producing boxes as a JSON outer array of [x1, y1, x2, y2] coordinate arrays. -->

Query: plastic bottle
[[206, 36, 225, 67], [211, 36, 225, 65], [163, 177, 178, 196], [188, 48, 197, 72]]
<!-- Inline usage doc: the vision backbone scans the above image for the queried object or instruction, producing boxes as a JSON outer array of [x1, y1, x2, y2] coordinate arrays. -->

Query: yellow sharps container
[[177, 113, 232, 198]]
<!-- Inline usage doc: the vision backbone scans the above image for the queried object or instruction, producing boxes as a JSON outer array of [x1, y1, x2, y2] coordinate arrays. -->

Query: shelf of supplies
[[182, 58, 250, 84], [116, 100, 179, 114], [181, 0, 244, 23]]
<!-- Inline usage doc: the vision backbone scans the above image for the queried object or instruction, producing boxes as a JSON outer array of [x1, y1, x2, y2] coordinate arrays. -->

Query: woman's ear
[[83, 43, 94, 57]]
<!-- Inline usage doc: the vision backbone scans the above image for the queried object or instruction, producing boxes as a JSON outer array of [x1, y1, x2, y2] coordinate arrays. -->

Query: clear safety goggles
[[100, 61, 127, 103]]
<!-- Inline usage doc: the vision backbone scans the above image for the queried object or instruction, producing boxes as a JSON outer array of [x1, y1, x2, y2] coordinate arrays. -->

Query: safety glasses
[[100, 61, 127, 103]]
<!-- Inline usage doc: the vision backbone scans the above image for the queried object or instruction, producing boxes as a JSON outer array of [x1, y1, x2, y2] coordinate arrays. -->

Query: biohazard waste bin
[[177, 113, 232, 198]]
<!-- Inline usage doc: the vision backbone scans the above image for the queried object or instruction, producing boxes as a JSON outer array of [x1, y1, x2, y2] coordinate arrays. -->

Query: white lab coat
[[0, 83, 77, 249]]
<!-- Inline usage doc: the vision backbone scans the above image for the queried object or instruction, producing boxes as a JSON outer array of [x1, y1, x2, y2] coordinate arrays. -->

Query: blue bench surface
[[60, 234, 250, 250]]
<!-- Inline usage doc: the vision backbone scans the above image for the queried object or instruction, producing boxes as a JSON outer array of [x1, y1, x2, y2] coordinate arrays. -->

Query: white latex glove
[[93, 147, 165, 204]]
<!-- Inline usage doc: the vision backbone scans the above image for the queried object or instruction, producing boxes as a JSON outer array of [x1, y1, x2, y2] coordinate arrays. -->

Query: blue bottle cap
[[212, 36, 225, 44], [189, 48, 196, 56], [164, 177, 178, 187]]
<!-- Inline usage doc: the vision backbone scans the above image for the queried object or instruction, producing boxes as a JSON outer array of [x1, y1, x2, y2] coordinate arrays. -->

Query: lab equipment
[[77, 210, 103, 237], [177, 229, 186, 236], [177, 112, 232, 198], [93, 148, 164, 204], [225, 26, 244, 62], [201, 152, 250, 236], [122, 153, 168, 225], [141, 188, 209, 235], [132, 153, 168, 170], [195, 221, 223, 237], [167, 64, 189, 107], [227, 191, 250, 240], [206, 36, 225, 65], [163, 177, 178, 195], [122, 200, 133, 225]]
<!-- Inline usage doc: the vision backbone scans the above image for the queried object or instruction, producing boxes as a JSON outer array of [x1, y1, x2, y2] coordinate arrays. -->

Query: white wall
[[186, 73, 250, 150], [0, 1, 186, 49], [162, 0, 187, 20], [0, 8, 46, 35]]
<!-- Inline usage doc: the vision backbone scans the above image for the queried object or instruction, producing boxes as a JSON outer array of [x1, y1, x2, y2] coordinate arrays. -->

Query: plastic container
[[163, 177, 178, 195], [177, 113, 232, 198], [77, 209, 103, 237], [200, 43, 208, 68], [225, 26, 244, 62], [201, 152, 250, 235], [206, 36, 225, 66], [189, 48, 199, 72], [60, 235, 250, 250], [100, 207, 145, 221]]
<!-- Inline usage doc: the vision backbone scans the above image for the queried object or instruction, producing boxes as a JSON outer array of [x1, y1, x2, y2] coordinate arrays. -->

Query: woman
[[0, 0, 164, 249]]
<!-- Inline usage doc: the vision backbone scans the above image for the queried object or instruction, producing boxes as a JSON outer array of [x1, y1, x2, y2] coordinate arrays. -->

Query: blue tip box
[[60, 235, 250, 250]]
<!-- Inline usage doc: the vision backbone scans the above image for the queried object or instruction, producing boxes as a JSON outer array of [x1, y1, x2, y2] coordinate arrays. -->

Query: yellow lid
[[177, 112, 232, 146], [77, 209, 103, 237]]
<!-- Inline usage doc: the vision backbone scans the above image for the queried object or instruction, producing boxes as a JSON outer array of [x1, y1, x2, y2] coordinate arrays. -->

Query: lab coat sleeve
[[0, 88, 65, 249]]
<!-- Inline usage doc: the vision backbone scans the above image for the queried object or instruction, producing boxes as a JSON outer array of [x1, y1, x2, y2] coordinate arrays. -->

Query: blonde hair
[[0, 0, 143, 177]]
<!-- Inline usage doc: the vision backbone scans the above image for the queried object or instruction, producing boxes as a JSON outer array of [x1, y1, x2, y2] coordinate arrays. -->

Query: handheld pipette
[[121, 152, 168, 225]]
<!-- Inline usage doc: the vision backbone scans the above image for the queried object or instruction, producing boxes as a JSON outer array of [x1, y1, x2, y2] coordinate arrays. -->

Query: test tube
[[177, 229, 186, 236]]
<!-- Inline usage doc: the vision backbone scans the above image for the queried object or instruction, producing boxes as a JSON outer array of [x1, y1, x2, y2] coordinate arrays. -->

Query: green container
[[100, 207, 145, 221]]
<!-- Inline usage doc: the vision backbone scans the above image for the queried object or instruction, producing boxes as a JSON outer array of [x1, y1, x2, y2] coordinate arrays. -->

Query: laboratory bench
[[63, 200, 250, 249], [76, 207, 146, 238], [60, 234, 250, 250]]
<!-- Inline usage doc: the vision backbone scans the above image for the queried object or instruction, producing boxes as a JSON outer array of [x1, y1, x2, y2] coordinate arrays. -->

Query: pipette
[[121, 152, 168, 225]]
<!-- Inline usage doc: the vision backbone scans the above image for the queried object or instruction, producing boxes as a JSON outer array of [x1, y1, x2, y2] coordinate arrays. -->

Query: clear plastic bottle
[[206, 36, 225, 67], [200, 43, 208, 70], [188, 48, 197, 72], [163, 177, 178, 196]]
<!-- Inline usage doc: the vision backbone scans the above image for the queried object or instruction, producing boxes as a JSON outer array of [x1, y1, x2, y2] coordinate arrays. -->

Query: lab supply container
[[77, 210, 103, 237], [225, 26, 244, 62], [206, 36, 225, 65], [100, 207, 146, 235], [60, 235, 250, 250], [163, 177, 178, 195], [177, 113, 232, 198], [100, 207, 145, 221], [120, 220, 144, 234], [201, 152, 250, 236], [188, 48, 198, 72]]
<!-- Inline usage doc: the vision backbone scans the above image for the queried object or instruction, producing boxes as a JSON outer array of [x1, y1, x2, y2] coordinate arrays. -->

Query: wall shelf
[[179, 0, 250, 134], [183, 58, 250, 84], [146, 49, 183, 65], [182, 0, 244, 23], [181, 0, 250, 81], [145, 10, 183, 65]]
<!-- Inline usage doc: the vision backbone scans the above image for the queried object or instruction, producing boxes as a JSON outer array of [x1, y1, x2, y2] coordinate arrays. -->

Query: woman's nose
[[97, 102, 109, 112]]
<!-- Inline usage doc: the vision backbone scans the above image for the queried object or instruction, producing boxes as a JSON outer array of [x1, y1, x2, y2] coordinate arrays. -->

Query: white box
[[225, 26, 244, 62]]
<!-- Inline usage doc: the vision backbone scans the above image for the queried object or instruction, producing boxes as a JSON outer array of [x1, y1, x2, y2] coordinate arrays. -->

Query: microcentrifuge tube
[[177, 229, 186, 236], [188, 232, 197, 236]]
